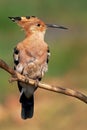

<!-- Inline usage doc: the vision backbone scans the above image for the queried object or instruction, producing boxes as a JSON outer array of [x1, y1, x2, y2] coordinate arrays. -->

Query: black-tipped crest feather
[[8, 17, 21, 22]]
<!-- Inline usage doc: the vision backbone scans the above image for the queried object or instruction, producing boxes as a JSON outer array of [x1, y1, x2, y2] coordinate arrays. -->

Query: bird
[[8, 16, 67, 119]]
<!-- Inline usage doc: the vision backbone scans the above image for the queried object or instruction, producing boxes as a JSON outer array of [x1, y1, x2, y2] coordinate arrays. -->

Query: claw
[[34, 79, 39, 89]]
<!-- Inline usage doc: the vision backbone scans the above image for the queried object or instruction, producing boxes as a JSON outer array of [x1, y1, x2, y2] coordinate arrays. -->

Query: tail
[[20, 93, 34, 119]]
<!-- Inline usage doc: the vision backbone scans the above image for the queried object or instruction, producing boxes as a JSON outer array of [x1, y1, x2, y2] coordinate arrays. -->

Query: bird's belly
[[23, 61, 48, 79]]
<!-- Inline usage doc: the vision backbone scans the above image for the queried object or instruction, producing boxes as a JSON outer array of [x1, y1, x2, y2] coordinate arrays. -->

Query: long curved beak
[[46, 24, 68, 30]]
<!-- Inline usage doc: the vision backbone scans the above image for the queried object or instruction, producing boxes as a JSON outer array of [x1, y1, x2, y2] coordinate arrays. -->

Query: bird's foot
[[34, 79, 39, 90], [25, 75, 29, 83]]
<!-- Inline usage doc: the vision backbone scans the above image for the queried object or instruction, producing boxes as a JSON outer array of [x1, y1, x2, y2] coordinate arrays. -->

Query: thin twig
[[0, 58, 87, 104]]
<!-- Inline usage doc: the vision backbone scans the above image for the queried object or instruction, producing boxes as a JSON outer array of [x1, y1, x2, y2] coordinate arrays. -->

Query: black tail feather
[[20, 93, 34, 119]]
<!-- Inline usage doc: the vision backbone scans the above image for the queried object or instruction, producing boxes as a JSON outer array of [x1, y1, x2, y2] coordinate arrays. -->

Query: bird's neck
[[25, 31, 45, 41]]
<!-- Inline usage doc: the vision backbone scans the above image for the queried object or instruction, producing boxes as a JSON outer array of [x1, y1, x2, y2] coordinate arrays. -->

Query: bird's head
[[8, 16, 47, 36], [8, 16, 68, 37]]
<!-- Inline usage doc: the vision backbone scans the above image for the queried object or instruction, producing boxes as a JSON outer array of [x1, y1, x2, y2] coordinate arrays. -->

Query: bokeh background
[[0, 0, 87, 130]]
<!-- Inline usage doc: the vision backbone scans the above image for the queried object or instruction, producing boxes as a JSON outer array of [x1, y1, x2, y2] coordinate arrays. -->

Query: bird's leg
[[24, 75, 30, 84], [34, 79, 39, 90]]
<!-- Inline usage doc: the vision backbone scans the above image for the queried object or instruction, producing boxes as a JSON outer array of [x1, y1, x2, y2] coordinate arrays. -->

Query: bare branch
[[0, 58, 87, 104], [0, 59, 15, 75]]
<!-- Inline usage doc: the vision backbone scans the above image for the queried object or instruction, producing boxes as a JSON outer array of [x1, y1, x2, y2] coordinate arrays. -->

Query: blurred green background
[[0, 0, 87, 130]]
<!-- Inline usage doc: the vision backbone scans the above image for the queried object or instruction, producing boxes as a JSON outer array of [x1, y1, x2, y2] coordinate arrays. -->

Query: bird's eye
[[37, 24, 41, 27]]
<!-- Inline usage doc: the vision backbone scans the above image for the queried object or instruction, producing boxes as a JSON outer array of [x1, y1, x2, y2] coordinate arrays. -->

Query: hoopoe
[[9, 16, 67, 119]]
